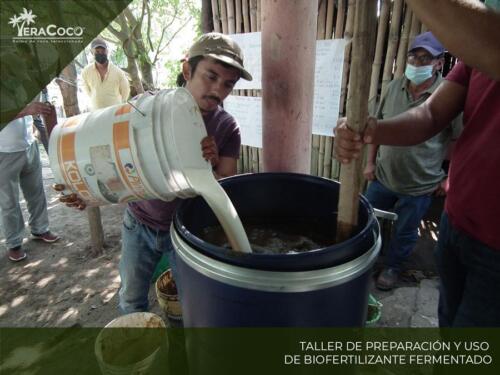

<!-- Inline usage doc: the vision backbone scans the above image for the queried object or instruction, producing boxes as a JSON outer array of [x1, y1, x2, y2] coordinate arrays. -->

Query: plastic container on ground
[[94, 312, 166, 375]]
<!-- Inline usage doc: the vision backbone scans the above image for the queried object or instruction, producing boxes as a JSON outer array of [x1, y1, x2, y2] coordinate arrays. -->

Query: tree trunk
[[56, 61, 106, 256], [56, 62, 80, 117]]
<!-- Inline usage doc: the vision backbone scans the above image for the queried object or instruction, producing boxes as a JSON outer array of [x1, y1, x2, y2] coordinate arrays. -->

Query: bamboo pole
[[409, 11, 420, 46], [237, 152, 243, 173], [235, 0, 242, 33], [380, 0, 403, 98], [251, 147, 259, 172], [336, 0, 377, 242], [227, 0, 235, 34], [334, 0, 346, 39], [421, 22, 428, 34], [242, 0, 250, 33], [318, 136, 326, 176], [323, 136, 332, 178], [326, 0, 334, 39], [256, 0, 261, 31], [211, 0, 221, 32], [394, 6, 412, 78], [250, 0, 257, 32], [368, 0, 390, 114], [317, 0, 327, 40], [316, 0, 328, 175], [220, 0, 229, 34], [338, 0, 355, 115]]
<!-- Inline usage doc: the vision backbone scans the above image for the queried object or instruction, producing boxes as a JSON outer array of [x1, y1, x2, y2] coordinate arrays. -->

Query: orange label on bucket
[[58, 118, 101, 205], [115, 104, 132, 116], [112, 121, 148, 200]]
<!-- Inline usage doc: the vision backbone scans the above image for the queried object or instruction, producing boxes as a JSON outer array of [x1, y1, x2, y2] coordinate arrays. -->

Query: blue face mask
[[485, 0, 500, 11], [405, 64, 434, 85]]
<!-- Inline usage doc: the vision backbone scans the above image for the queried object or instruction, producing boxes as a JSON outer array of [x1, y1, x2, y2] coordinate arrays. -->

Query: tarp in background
[[0, 0, 133, 129]]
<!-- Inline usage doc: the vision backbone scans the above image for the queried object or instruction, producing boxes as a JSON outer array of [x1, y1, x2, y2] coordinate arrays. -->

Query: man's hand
[[434, 178, 448, 197], [363, 162, 376, 181], [53, 184, 87, 210], [18, 102, 53, 117], [333, 117, 377, 164], [201, 136, 219, 167]]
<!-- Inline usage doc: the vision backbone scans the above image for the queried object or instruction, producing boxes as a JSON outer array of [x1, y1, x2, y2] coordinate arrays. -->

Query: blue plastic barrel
[[172, 173, 380, 327]]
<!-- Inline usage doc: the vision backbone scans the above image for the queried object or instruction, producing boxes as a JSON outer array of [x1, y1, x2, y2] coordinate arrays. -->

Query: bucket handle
[[127, 92, 155, 118]]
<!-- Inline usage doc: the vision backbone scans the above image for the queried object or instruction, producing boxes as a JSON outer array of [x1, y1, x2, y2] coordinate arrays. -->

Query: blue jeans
[[0, 142, 49, 249], [436, 213, 500, 327], [365, 180, 432, 270], [119, 208, 177, 314]]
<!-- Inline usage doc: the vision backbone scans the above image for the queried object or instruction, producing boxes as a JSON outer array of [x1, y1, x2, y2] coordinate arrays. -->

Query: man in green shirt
[[365, 32, 461, 290]]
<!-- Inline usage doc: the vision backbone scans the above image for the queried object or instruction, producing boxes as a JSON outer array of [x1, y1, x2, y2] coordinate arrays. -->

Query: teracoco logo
[[9, 8, 84, 43]]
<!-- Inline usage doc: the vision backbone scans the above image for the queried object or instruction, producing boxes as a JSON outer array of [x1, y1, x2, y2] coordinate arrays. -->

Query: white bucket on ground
[[48, 88, 211, 206], [94, 312, 166, 375]]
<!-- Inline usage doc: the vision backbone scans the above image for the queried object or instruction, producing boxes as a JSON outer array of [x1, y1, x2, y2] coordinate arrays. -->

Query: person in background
[[333, 0, 500, 326], [364, 32, 462, 290], [81, 38, 130, 111], [58, 33, 252, 314], [0, 102, 60, 262]]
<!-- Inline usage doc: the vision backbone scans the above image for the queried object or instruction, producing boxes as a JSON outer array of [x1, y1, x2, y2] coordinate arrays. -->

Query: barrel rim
[[172, 225, 381, 292], [173, 172, 377, 271]]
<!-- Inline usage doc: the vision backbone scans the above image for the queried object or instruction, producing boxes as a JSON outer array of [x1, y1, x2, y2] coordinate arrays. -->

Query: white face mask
[[405, 64, 434, 85]]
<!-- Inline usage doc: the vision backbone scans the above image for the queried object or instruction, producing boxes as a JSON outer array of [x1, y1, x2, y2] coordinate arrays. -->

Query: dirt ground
[[0, 144, 163, 327]]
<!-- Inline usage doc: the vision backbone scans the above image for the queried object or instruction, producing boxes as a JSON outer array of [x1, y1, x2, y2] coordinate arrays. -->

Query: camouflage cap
[[188, 33, 252, 81]]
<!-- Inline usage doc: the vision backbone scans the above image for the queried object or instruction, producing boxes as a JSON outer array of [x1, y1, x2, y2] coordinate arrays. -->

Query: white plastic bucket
[[94, 312, 166, 375], [48, 88, 211, 206]]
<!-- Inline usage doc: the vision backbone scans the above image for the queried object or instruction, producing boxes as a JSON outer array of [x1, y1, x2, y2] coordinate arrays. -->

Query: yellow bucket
[[155, 269, 183, 323]]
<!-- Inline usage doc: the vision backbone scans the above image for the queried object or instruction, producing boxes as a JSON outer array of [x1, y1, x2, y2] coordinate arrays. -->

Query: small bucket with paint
[[155, 269, 183, 325], [48, 88, 211, 206], [94, 312, 166, 375]]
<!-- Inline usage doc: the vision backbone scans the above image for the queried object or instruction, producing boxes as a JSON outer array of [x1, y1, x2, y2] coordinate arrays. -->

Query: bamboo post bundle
[[409, 11, 421, 47], [380, 0, 403, 98], [368, 0, 390, 114], [326, 0, 334, 39], [220, 0, 229, 34], [336, 0, 377, 242], [242, 0, 250, 33], [235, 0, 242, 33], [226, 0, 236, 34], [211, 0, 221, 32], [394, 6, 413, 78]]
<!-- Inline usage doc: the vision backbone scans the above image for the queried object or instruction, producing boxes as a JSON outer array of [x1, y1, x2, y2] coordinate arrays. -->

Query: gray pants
[[0, 142, 49, 249]]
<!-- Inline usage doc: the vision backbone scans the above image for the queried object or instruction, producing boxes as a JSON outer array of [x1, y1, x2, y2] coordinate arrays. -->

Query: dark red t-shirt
[[128, 105, 241, 231], [445, 62, 500, 250]]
